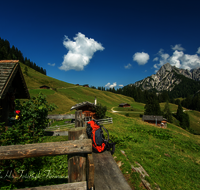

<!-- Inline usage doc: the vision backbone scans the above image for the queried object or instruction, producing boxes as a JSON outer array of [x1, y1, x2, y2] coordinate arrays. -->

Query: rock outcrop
[[132, 63, 200, 91]]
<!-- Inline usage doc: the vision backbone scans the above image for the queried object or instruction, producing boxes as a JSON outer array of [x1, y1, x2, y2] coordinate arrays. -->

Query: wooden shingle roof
[[40, 85, 50, 89], [119, 103, 130, 106], [142, 115, 163, 121], [70, 101, 96, 110], [0, 60, 30, 99]]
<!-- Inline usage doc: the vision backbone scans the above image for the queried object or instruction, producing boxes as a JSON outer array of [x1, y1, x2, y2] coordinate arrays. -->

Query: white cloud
[[197, 47, 200, 54], [180, 54, 200, 70], [59, 33, 104, 71], [119, 84, 124, 87], [124, 63, 132, 69], [168, 50, 184, 68], [153, 64, 158, 69], [48, 63, 55, 66], [105, 82, 117, 88], [154, 47, 200, 72], [153, 57, 159, 61], [133, 52, 149, 65], [105, 83, 110, 87], [171, 44, 185, 51], [153, 48, 170, 68]]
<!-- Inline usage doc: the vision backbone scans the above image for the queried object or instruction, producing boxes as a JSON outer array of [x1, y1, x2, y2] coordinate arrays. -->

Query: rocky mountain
[[132, 63, 200, 91]]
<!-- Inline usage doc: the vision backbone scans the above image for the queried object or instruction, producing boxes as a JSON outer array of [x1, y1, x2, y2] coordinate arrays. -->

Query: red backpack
[[86, 120, 115, 154]]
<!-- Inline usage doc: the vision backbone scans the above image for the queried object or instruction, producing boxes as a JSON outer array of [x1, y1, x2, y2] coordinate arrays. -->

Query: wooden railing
[[95, 117, 113, 124], [0, 110, 94, 190]]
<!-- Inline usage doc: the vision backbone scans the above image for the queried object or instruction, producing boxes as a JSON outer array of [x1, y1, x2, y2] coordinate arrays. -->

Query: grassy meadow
[[105, 111, 200, 190], [10, 62, 200, 190]]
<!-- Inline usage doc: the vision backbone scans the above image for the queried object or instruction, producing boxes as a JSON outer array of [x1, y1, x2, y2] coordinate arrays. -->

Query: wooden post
[[75, 110, 82, 127], [75, 110, 86, 127], [68, 127, 88, 183], [87, 154, 94, 189]]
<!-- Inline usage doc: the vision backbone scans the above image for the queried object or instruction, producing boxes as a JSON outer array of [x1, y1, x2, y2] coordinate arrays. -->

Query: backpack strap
[[106, 140, 116, 155], [101, 125, 109, 142]]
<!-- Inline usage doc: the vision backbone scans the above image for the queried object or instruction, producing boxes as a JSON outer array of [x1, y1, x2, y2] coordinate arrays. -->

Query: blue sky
[[1, 0, 200, 88]]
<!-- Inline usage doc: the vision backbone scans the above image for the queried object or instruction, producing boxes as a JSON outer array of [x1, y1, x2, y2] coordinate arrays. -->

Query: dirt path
[[111, 107, 143, 114]]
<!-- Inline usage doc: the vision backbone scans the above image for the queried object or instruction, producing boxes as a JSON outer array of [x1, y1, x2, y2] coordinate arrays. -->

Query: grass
[[160, 102, 179, 113], [104, 111, 200, 190], [29, 89, 55, 96], [45, 119, 74, 131], [187, 111, 200, 134]]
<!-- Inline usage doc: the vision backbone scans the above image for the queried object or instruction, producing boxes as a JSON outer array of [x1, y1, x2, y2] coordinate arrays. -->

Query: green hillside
[[20, 62, 135, 114], [105, 111, 200, 190], [20, 62, 200, 134]]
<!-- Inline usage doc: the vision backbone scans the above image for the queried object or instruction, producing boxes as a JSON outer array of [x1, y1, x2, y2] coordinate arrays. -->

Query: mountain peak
[[133, 63, 200, 91], [156, 63, 173, 77]]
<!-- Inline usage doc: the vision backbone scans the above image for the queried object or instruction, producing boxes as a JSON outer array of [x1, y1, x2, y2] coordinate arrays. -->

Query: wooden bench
[[93, 151, 132, 190]]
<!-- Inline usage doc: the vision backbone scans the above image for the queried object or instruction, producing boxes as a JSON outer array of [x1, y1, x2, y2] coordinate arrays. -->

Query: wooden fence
[[95, 117, 113, 125], [46, 113, 112, 129], [0, 110, 94, 190]]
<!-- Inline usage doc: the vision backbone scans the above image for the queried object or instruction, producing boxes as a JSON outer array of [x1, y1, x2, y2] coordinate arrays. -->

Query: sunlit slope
[[104, 111, 200, 190], [187, 110, 200, 134], [20, 63, 75, 89], [19, 63, 135, 114]]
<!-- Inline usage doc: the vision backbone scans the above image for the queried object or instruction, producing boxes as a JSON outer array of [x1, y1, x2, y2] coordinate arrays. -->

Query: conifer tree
[[144, 95, 162, 115], [176, 102, 190, 129], [24, 67, 28, 75], [176, 102, 183, 122], [181, 113, 190, 129], [163, 101, 173, 123]]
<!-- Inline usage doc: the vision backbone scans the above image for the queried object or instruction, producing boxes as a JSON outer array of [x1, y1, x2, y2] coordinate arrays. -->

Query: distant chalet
[[83, 84, 89, 87], [142, 115, 167, 127], [0, 60, 30, 125], [118, 103, 131, 108], [40, 85, 50, 89]]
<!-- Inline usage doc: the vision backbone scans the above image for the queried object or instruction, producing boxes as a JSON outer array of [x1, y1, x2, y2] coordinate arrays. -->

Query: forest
[[0, 37, 46, 75], [94, 84, 200, 112]]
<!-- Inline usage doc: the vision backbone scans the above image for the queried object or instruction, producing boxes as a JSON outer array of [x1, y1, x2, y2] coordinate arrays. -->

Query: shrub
[[0, 92, 57, 184], [94, 103, 107, 119]]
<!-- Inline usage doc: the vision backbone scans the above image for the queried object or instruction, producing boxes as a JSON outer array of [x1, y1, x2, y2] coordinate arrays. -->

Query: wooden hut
[[118, 103, 131, 107], [39, 85, 50, 89], [0, 60, 30, 126], [142, 115, 167, 127], [83, 84, 89, 87], [70, 101, 97, 121]]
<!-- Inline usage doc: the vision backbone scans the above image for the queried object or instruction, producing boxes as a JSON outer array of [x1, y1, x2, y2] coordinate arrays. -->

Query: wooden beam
[[17, 181, 87, 190], [87, 154, 94, 190], [93, 151, 132, 190], [47, 114, 76, 120], [0, 139, 92, 160]]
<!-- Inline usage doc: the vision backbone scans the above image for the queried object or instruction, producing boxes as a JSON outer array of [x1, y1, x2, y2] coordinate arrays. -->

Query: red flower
[[15, 110, 20, 114]]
